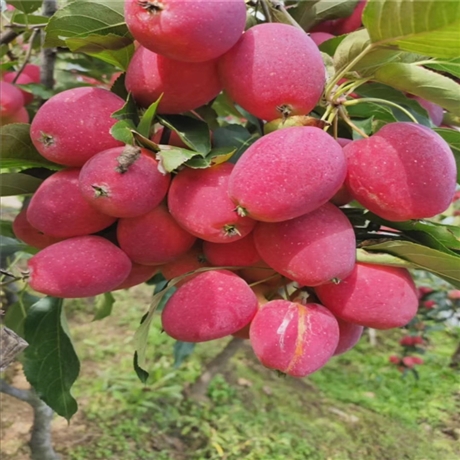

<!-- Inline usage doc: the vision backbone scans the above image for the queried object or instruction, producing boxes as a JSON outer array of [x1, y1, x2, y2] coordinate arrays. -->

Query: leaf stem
[[343, 97, 419, 123], [325, 44, 374, 98], [338, 106, 369, 138]]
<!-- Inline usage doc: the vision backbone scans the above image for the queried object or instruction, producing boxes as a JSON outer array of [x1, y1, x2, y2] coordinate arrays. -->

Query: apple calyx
[[137, 0, 163, 13], [223, 224, 242, 238]]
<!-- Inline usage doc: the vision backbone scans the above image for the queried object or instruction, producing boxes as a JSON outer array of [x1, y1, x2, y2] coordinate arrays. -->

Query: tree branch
[[0, 378, 33, 402]]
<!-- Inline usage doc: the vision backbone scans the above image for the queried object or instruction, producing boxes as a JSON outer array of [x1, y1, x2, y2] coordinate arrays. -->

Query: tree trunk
[[187, 337, 244, 400], [0, 379, 60, 460], [40, 0, 58, 90]]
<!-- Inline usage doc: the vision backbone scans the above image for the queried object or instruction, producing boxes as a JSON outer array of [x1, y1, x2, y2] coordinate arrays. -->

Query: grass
[[45, 285, 460, 459]]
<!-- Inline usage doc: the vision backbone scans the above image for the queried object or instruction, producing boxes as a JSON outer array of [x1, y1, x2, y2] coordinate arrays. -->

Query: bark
[[40, 0, 58, 90], [0, 379, 60, 460], [367, 328, 377, 346], [187, 337, 244, 400]]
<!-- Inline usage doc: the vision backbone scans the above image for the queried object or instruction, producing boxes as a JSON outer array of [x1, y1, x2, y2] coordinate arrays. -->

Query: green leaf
[[1, 124, 61, 170], [157, 115, 211, 155], [351, 117, 374, 139], [173, 341, 196, 369], [92, 292, 115, 321], [356, 248, 415, 268], [434, 128, 460, 182], [425, 57, 460, 79], [44, 0, 129, 48], [110, 120, 135, 145], [354, 83, 431, 124], [334, 29, 402, 76], [286, 0, 321, 30], [4, 292, 41, 339], [110, 72, 127, 100], [133, 351, 149, 384], [0, 219, 15, 238], [15, 83, 55, 100], [346, 101, 397, 124], [0, 173, 43, 196], [314, 0, 360, 21], [156, 146, 201, 173], [0, 235, 37, 256], [65, 34, 134, 70], [363, 0, 460, 59], [373, 63, 460, 116], [10, 12, 49, 26], [23, 297, 80, 421], [366, 213, 460, 252], [184, 147, 236, 169], [319, 35, 346, 56], [137, 95, 163, 138], [7, 0, 42, 14], [111, 92, 139, 123], [361, 240, 460, 288]]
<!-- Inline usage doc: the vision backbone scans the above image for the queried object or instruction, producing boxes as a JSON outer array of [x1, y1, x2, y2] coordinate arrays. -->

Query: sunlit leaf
[[363, 0, 460, 59], [44, 0, 129, 48]]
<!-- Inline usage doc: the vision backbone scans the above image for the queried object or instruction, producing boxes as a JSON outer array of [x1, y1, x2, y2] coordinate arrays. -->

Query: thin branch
[[0, 28, 20, 46], [0, 378, 33, 403], [12, 27, 41, 84]]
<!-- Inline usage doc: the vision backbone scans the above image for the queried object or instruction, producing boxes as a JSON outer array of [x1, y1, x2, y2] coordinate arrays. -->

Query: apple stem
[[115, 145, 141, 173]]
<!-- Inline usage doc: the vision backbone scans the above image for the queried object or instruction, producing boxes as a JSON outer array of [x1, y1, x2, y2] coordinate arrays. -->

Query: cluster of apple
[[13, 0, 458, 378], [0, 64, 40, 126]]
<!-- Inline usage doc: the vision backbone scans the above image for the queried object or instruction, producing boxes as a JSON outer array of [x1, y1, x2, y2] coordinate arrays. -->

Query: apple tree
[[1, 0, 459, 439]]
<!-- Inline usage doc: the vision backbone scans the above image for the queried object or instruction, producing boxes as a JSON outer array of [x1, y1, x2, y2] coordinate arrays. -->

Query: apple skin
[[79, 146, 171, 218], [0, 81, 24, 117], [315, 263, 419, 329], [28, 236, 132, 298], [124, 0, 246, 63], [228, 127, 347, 222], [249, 300, 340, 377], [30, 87, 124, 167], [218, 23, 325, 121], [27, 169, 117, 239], [12, 208, 63, 249], [162, 270, 258, 342], [160, 243, 209, 287], [168, 162, 256, 243], [117, 203, 196, 265], [0, 106, 29, 126], [203, 233, 260, 267], [3, 71, 34, 105], [254, 203, 356, 287], [125, 45, 222, 114], [333, 318, 364, 356], [113, 263, 159, 290], [344, 122, 457, 221]]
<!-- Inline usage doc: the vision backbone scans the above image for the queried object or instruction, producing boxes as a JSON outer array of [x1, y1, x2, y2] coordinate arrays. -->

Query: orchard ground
[[1, 282, 459, 460]]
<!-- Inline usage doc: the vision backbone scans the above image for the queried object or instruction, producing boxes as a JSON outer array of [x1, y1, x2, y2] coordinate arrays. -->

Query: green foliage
[[7, 0, 42, 14], [44, 0, 130, 48], [0, 124, 61, 170], [23, 297, 80, 420], [363, 0, 460, 59], [53, 291, 459, 460], [0, 172, 43, 196], [93, 292, 115, 322]]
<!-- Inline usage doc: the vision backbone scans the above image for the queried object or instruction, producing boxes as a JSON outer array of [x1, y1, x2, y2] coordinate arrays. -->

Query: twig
[[12, 27, 40, 84]]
